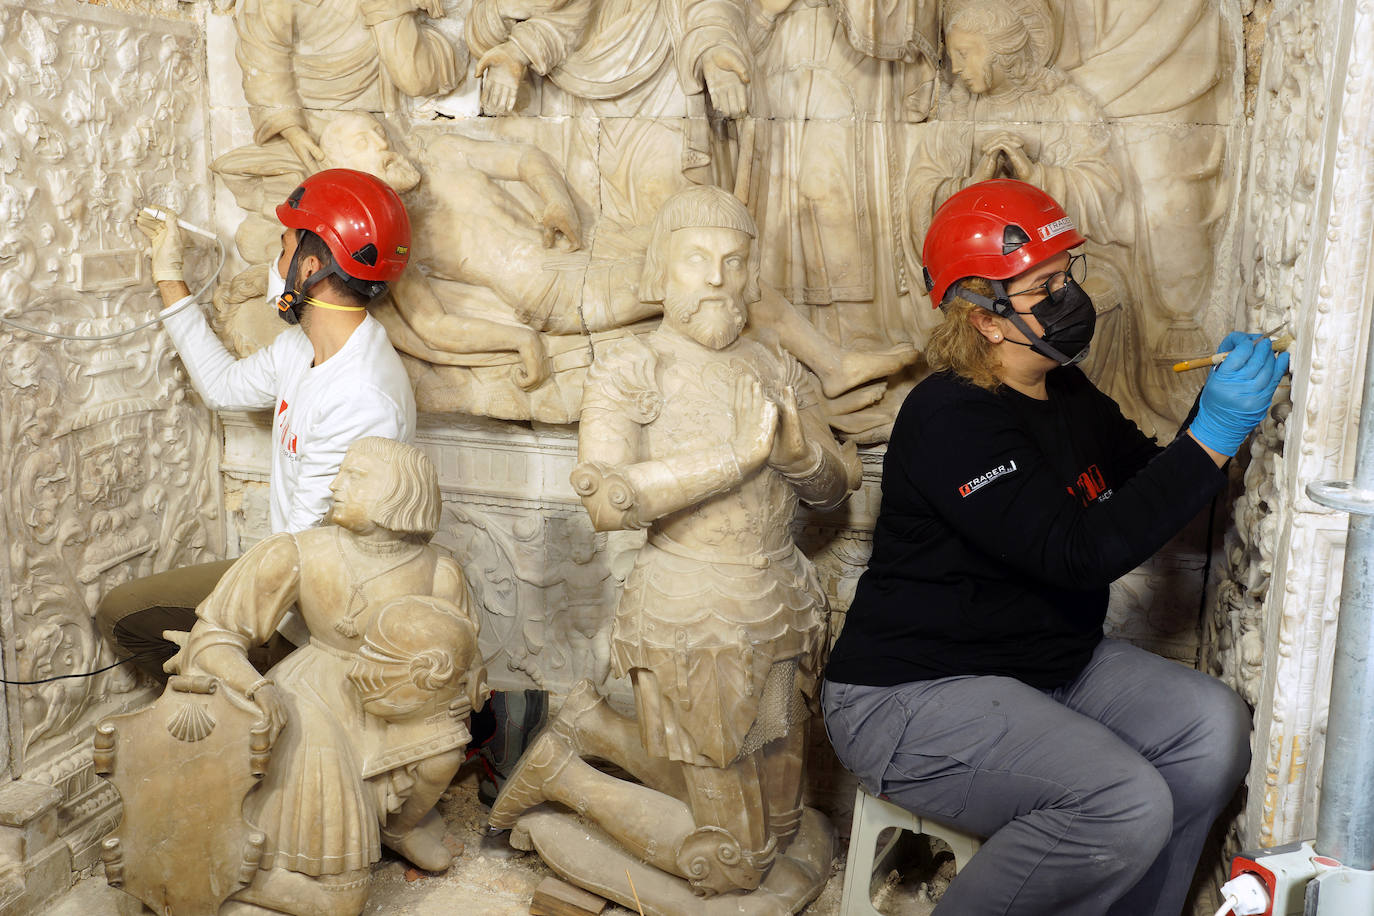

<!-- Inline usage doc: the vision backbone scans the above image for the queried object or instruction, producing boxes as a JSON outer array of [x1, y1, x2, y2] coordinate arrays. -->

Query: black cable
[[0, 651, 160, 686]]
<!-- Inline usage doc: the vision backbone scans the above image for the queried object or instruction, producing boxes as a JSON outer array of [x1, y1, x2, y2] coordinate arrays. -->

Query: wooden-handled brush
[[1172, 326, 1293, 372]]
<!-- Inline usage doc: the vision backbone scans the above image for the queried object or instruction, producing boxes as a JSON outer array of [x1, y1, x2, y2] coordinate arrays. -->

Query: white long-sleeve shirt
[[162, 298, 417, 534]]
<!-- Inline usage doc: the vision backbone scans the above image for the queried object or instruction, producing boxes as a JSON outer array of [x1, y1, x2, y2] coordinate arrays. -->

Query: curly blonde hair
[[924, 279, 1004, 391]]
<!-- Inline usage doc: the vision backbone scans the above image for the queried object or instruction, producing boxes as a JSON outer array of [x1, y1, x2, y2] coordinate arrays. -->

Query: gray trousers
[[822, 639, 1251, 916]]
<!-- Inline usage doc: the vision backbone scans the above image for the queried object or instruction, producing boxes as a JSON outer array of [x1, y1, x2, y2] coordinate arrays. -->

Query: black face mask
[[1021, 278, 1096, 366]]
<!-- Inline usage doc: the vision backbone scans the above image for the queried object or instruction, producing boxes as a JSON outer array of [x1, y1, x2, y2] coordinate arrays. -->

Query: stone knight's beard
[[665, 290, 746, 349]]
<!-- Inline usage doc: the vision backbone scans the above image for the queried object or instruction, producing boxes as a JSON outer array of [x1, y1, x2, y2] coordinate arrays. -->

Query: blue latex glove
[[1189, 335, 1290, 456], [1216, 331, 1262, 352]]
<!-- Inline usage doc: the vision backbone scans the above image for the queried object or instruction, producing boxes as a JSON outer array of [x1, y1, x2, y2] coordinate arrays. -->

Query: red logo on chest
[[277, 400, 297, 455], [1068, 464, 1108, 505]]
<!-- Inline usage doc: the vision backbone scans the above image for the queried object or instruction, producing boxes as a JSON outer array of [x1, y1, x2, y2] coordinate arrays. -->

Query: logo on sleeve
[[958, 460, 1018, 497]]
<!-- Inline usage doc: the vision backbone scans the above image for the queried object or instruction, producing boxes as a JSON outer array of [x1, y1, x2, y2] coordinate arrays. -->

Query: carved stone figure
[[488, 186, 855, 914], [103, 438, 481, 916], [233, 0, 465, 171], [746, 0, 936, 442]]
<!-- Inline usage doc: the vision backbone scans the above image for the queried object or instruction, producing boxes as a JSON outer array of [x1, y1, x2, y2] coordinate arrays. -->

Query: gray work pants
[[822, 639, 1251, 916]]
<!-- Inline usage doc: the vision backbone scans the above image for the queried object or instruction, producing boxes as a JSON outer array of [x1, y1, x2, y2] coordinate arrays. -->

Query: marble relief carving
[[0, 1, 222, 909], [0, 0, 220, 774], [203, 0, 1245, 720], [1211, 0, 1374, 853], [208, 0, 1239, 443]]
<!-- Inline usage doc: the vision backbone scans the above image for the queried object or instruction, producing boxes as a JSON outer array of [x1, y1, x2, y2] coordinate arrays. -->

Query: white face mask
[[265, 258, 287, 307]]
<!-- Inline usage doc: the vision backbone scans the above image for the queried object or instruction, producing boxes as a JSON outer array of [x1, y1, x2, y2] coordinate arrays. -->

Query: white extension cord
[[0, 208, 224, 343], [1213, 872, 1271, 916]]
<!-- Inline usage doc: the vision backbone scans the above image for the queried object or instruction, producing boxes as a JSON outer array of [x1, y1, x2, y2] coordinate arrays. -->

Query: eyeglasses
[[1006, 253, 1087, 304]]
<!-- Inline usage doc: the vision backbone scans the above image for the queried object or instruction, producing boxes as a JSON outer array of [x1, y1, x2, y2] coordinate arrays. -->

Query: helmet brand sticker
[[396, 245, 408, 255], [958, 460, 1018, 497], [1038, 217, 1074, 241]]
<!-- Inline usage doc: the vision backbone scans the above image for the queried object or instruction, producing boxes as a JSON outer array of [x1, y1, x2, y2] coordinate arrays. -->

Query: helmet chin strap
[[277, 247, 368, 322], [953, 280, 1079, 367], [301, 296, 366, 313]]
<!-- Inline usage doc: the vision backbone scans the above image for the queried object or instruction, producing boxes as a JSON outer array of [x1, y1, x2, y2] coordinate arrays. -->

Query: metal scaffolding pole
[[1309, 301, 1374, 868]]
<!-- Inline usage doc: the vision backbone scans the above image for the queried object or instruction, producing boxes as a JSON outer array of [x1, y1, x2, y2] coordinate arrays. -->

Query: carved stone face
[[327, 450, 386, 533], [947, 26, 999, 95], [662, 226, 752, 350], [320, 114, 421, 193]]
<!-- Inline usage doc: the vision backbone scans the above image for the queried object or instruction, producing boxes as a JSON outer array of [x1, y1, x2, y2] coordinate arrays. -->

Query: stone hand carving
[[234, 0, 465, 170], [106, 438, 482, 916], [467, 0, 594, 115], [488, 187, 856, 914]]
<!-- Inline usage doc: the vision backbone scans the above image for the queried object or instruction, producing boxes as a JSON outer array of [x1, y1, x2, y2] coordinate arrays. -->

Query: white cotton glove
[[136, 209, 186, 283]]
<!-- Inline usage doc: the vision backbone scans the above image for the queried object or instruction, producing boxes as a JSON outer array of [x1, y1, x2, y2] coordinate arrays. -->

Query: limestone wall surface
[[0, 0, 224, 910]]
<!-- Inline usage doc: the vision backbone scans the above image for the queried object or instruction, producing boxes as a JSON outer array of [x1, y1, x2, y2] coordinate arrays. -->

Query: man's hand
[[250, 683, 290, 747], [476, 44, 527, 115], [731, 374, 778, 474], [136, 209, 186, 283], [703, 47, 750, 118], [281, 126, 325, 173], [768, 386, 811, 470]]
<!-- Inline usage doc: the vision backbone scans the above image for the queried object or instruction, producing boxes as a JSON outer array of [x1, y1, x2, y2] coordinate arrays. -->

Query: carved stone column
[[1209, 0, 1374, 851]]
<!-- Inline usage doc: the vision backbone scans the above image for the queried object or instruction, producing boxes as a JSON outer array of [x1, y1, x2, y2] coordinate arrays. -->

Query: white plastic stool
[[840, 785, 983, 915]]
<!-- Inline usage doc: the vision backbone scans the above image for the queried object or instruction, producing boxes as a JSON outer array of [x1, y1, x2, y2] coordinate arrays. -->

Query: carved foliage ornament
[[0, 0, 220, 762]]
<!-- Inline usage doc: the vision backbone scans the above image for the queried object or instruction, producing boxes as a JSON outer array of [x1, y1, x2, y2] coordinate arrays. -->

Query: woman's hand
[[1188, 335, 1290, 458]]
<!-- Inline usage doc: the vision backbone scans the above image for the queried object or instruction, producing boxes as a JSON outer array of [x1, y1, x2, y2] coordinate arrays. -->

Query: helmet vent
[[1002, 225, 1030, 255], [286, 186, 306, 209], [351, 243, 379, 267]]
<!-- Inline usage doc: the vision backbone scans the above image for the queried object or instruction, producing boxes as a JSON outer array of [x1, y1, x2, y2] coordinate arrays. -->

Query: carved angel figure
[[148, 438, 481, 916], [488, 186, 856, 914]]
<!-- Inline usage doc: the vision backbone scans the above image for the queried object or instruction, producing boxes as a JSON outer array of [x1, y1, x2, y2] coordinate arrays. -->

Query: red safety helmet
[[922, 179, 1085, 307], [276, 168, 411, 286]]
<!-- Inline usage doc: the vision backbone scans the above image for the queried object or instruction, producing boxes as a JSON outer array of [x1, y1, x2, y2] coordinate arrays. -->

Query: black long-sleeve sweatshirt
[[825, 367, 1225, 689]]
